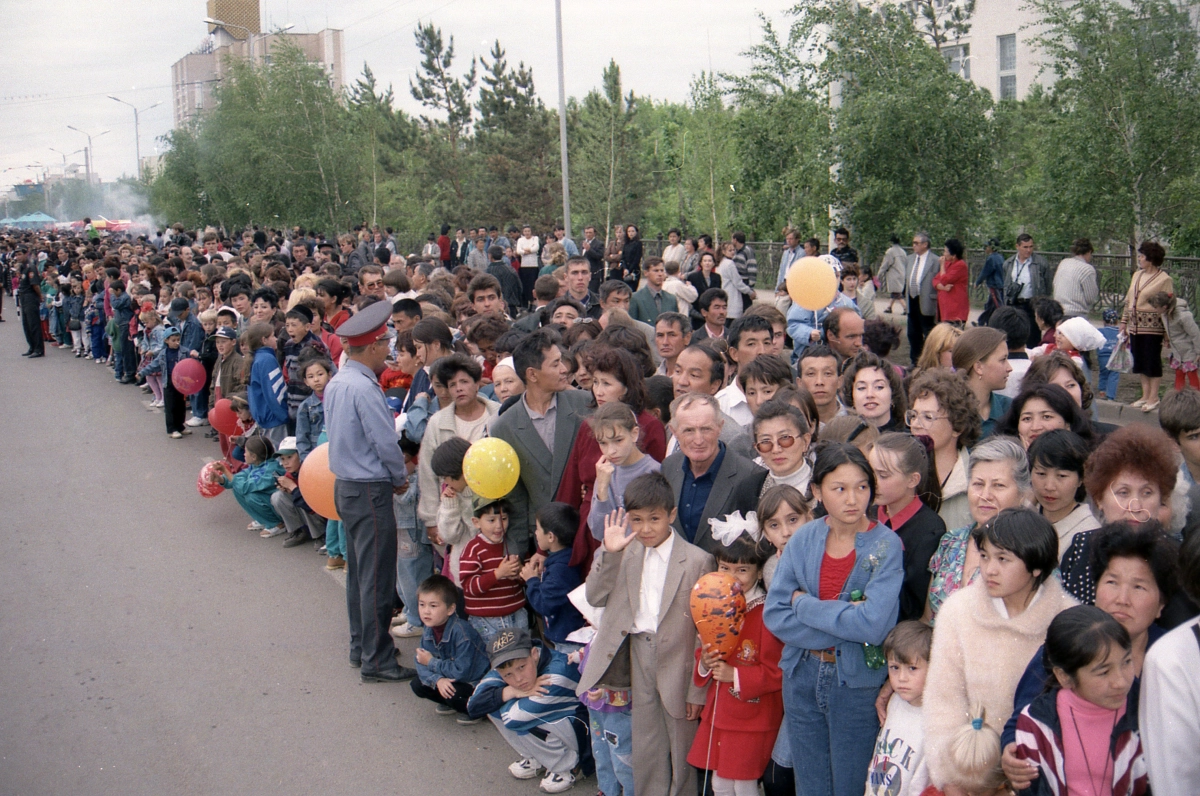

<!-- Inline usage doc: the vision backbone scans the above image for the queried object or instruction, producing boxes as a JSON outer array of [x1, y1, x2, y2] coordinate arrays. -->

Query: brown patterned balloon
[[689, 572, 747, 658]]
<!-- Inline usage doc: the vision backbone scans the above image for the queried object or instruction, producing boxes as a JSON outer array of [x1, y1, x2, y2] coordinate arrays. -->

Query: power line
[[346, 0, 465, 54]]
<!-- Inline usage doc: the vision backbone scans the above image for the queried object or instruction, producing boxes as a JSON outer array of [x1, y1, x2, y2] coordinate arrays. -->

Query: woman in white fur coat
[[923, 508, 1076, 795]]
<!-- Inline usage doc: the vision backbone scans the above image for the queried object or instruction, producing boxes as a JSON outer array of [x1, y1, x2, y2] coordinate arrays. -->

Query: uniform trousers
[[631, 631, 698, 796], [335, 479, 400, 675]]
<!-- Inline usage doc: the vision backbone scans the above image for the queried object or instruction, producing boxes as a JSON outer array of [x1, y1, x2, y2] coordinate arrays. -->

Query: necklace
[[1069, 704, 1116, 794]]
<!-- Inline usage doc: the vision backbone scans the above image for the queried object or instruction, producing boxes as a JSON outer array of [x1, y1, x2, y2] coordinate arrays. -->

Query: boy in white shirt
[[865, 621, 932, 796]]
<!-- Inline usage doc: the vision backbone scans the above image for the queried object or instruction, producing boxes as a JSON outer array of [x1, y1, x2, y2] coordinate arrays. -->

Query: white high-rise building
[[171, 0, 344, 128]]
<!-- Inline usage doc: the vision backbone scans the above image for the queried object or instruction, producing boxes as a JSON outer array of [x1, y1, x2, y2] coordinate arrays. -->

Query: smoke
[[44, 179, 162, 232]]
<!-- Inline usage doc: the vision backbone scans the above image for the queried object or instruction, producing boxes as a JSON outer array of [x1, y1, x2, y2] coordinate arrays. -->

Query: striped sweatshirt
[[459, 535, 526, 617]]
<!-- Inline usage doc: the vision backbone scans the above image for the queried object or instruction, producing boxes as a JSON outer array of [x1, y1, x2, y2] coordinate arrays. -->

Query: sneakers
[[260, 525, 287, 538], [185, 416, 209, 427], [325, 556, 346, 570], [169, 431, 183, 439], [150, 399, 164, 408], [509, 759, 543, 780], [316, 544, 327, 555], [539, 771, 575, 793], [248, 521, 264, 531], [456, 714, 482, 725], [435, 704, 457, 716], [390, 621, 423, 639]]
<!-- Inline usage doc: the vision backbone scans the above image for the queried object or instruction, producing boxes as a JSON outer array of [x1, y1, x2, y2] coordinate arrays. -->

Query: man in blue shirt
[[324, 299, 415, 683], [660, 394, 767, 553]]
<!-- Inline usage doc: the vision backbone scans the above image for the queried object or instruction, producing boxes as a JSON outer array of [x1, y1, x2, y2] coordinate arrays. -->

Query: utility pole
[[109, 96, 162, 180], [67, 126, 110, 185], [554, 0, 572, 241]]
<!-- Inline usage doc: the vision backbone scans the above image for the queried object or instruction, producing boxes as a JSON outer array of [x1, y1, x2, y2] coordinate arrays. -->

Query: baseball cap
[[472, 494, 508, 517], [163, 326, 181, 338], [488, 628, 533, 668], [169, 297, 190, 314], [213, 327, 238, 340], [277, 436, 299, 454]]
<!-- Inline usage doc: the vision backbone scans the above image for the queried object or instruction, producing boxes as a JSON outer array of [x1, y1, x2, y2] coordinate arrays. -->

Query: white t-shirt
[[1140, 617, 1200, 795], [996, 356, 1031, 399], [865, 694, 929, 796]]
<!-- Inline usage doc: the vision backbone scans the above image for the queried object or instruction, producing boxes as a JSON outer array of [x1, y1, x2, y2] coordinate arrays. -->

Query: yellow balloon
[[463, 438, 521, 500], [786, 255, 839, 311]]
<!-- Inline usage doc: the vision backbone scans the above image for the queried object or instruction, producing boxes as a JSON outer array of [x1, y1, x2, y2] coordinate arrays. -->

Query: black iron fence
[[635, 238, 1200, 314]]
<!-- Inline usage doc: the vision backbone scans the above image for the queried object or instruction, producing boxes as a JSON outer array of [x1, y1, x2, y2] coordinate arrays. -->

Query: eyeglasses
[[905, 410, 947, 428], [1109, 486, 1153, 524], [755, 434, 799, 454]]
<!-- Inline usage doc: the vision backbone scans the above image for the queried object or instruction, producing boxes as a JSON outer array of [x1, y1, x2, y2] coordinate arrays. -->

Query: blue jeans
[[325, 519, 345, 558], [590, 707, 634, 796], [1097, 351, 1121, 400], [395, 524, 433, 627], [467, 609, 528, 648], [190, 389, 208, 420], [784, 652, 880, 796]]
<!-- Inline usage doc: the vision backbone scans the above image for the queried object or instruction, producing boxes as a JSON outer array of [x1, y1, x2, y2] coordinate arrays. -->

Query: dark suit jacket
[[582, 237, 606, 290], [490, 389, 593, 551], [690, 324, 726, 343], [661, 449, 768, 554], [629, 286, 678, 324]]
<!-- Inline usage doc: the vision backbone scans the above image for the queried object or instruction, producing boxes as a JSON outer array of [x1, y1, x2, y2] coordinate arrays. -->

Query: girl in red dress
[[688, 517, 785, 796]]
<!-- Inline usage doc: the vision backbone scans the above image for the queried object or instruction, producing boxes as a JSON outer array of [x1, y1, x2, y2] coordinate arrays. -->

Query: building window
[[998, 34, 1017, 100], [942, 43, 970, 79]]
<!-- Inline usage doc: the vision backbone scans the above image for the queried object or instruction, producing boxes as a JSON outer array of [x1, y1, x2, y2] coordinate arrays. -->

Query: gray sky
[[0, 0, 795, 193]]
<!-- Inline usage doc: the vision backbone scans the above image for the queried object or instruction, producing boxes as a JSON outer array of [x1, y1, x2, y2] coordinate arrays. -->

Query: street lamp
[[48, 147, 84, 174], [109, 96, 162, 180], [66, 125, 110, 185], [554, 0, 571, 241]]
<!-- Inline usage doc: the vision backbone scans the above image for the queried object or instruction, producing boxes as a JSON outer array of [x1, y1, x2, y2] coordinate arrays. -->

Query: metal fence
[[636, 238, 1200, 313]]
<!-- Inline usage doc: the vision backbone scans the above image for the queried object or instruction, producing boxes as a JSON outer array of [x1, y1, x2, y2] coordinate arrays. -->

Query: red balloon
[[197, 461, 225, 498], [209, 398, 241, 436], [171, 357, 207, 396], [299, 442, 339, 520], [689, 572, 747, 658]]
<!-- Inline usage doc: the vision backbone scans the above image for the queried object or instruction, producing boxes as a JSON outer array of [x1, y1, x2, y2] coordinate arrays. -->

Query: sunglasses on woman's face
[[754, 434, 799, 454]]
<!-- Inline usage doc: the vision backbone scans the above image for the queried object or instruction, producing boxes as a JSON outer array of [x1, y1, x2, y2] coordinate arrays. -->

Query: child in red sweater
[[458, 496, 528, 646], [688, 520, 784, 796]]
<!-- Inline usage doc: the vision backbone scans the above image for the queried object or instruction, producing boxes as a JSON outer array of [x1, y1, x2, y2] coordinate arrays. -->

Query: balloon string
[[702, 683, 718, 794]]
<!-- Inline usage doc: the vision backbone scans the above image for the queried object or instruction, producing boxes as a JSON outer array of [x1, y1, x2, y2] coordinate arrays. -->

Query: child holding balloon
[[144, 326, 189, 439], [208, 436, 286, 537], [687, 516, 784, 796]]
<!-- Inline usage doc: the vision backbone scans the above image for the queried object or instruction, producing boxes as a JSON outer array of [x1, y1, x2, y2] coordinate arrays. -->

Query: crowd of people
[[3, 220, 1200, 796]]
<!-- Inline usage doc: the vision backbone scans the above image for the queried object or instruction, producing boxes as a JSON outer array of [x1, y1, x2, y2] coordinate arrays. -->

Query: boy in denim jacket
[[411, 575, 490, 722], [393, 436, 431, 639]]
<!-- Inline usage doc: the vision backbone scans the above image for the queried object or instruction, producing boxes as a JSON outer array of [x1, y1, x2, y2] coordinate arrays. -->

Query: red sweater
[[459, 535, 526, 617], [932, 258, 969, 322]]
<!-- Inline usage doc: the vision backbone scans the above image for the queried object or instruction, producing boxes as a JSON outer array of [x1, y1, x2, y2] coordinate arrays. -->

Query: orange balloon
[[689, 572, 747, 658], [786, 255, 839, 311], [298, 442, 339, 520]]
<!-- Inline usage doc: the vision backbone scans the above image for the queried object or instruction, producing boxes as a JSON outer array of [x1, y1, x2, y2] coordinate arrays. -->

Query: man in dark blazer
[[903, 232, 939, 365], [580, 225, 607, 292], [629, 257, 679, 324], [490, 330, 592, 552], [661, 394, 767, 553]]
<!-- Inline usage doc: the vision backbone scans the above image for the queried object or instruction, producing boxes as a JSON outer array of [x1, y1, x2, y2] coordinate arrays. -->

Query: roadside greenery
[[148, 0, 1200, 258]]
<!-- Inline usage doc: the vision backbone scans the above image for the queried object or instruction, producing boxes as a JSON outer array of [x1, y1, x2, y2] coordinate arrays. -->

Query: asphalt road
[[0, 318, 536, 796]]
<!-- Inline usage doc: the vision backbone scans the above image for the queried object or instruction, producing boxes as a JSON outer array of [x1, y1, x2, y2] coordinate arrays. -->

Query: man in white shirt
[[1003, 233, 1053, 349], [904, 232, 938, 366], [715, 315, 774, 427]]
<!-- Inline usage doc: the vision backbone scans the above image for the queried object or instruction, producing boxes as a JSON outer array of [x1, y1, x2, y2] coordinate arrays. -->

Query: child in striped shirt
[[459, 496, 528, 646]]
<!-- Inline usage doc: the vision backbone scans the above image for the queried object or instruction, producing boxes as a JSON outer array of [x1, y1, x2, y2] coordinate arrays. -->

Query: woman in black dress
[[619, 224, 643, 288]]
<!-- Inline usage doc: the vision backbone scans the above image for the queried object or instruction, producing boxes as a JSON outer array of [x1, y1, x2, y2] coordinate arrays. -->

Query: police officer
[[18, 253, 44, 358], [323, 299, 415, 682]]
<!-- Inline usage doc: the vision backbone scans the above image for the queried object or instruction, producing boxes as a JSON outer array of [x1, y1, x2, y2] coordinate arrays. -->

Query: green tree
[[779, 1, 995, 254], [408, 23, 477, 208], [474, 42, 560, 227], [568, 61, 651, 239], [1027, 0, 1200, 247]]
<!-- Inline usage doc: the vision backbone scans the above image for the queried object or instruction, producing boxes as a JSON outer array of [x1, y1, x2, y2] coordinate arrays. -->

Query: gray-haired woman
[[922, 436, 1033, 624]]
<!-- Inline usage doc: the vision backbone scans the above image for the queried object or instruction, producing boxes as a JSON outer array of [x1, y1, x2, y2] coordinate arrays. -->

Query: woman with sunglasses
[[751, 400, 813, 495], [1058, 423, 1185, 604]]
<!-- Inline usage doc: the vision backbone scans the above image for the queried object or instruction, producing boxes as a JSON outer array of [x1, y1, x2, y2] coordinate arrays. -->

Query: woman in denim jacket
[[764, 443, 903, 796]]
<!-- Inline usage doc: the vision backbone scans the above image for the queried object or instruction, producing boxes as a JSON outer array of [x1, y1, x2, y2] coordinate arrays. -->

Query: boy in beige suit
[[576, 472, 716, 796]]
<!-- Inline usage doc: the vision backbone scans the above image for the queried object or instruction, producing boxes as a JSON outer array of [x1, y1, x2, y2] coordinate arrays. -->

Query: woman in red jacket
[[554, 345, 666, 572], [932, 238, 969, 326]]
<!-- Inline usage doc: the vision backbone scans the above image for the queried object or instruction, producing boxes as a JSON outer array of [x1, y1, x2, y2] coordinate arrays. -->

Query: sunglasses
[[755, 434, 800, 454]]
